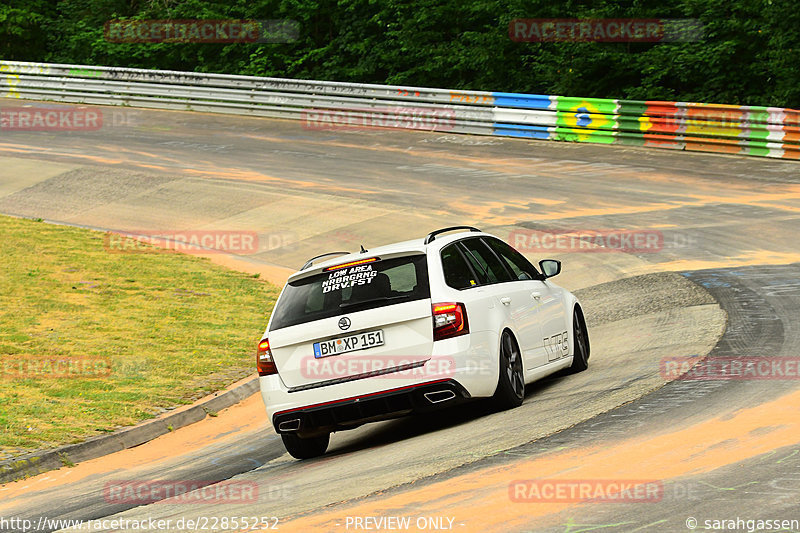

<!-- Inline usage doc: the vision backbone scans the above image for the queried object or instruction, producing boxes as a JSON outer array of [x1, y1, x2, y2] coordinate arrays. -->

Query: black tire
[[492, 330, 525, 409], [281, 432, 330, 460], [568, 308, 590, 373]]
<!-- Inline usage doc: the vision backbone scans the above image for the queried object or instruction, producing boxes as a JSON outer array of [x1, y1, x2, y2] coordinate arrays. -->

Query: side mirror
[[539, 259, 561, 279]]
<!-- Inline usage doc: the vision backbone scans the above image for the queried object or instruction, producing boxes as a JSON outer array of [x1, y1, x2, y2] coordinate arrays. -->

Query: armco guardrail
[[1, 60, 798, 159]]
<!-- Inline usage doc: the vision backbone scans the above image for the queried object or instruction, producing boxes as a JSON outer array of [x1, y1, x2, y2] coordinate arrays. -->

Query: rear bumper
[[271, 379, 471, 436], [261, 330, 500, 435]]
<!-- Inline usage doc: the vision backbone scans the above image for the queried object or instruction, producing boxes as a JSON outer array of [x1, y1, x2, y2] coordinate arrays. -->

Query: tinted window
[[458, 242, 489, 285], [441, 244, 478, 290], [270, 255, 430, 330], [483, 237, 541, 280], [459, 238, 514, 284]]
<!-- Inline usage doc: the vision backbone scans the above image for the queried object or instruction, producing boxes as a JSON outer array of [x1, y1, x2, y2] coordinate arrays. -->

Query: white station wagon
[[257, 227, 590, 458]]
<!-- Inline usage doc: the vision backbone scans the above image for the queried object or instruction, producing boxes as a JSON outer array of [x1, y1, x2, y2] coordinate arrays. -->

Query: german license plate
[[313, 330, 384, 358]]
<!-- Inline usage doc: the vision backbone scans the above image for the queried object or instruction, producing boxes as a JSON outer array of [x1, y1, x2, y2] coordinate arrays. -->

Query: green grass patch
[[0, 215, 279, 454]]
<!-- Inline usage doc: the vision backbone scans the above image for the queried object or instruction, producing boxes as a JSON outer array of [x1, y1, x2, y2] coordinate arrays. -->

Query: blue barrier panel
[[492, 92, 553, 110], [492, 123, 551, 139]]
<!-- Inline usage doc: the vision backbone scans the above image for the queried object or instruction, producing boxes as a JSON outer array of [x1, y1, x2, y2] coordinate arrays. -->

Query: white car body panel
[[269, 299, 433, 389], [258, 229, 586, 436]]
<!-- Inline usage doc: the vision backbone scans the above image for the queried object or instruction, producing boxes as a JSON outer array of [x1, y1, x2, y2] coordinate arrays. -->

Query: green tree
[[0, 0, 796, 108]]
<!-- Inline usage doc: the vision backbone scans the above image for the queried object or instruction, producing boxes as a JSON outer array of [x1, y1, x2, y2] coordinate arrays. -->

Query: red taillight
[[257, 338, 277, 376], [324, 257, 378, 271], [432, 302, 469, 341]]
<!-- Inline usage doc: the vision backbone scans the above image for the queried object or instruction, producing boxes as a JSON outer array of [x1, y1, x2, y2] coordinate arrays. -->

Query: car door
[[457, 238, 546, 371], [532, 279, 569, 363], [482, 237, 567, 366]]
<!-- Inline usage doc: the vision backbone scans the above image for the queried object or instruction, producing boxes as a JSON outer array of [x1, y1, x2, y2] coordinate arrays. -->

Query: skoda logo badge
[[338, 317, 351, 331]]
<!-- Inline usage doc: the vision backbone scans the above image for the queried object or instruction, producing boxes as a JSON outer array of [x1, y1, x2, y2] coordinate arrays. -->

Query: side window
[[455, 243, 489, 286], [483, 237, 541, 281], [459, 238, 514, 284], [441, 244, 478, 290]]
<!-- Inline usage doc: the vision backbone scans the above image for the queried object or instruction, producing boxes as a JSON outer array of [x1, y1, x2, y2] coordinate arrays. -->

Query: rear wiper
[[339, 296, 406, 309]]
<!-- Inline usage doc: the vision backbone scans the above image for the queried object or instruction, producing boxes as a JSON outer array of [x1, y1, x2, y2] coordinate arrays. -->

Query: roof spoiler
[[300, 251, 351, 270], [424, 226, 481, 245]]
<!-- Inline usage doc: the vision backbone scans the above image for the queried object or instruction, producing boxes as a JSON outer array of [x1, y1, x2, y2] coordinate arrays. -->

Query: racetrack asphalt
[[0, 99, 798, 532]]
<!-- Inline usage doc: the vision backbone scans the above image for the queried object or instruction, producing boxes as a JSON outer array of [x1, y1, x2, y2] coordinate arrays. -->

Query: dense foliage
[[2, 0, 798, 107]]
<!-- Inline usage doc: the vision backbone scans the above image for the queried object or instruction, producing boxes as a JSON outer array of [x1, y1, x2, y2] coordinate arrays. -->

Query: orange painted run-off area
[[281, 388, 800, 532]]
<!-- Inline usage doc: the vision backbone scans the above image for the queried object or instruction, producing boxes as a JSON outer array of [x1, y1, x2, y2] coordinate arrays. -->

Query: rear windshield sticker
[[322, 264, 377, 293]]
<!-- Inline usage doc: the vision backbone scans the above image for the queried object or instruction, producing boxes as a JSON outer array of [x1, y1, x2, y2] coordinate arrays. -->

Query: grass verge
[[0, 215, 279, 455]]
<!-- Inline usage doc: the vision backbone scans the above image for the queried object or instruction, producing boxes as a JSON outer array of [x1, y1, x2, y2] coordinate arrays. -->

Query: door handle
[[531, 292, 542, 300], [499, 297, 512, 306]]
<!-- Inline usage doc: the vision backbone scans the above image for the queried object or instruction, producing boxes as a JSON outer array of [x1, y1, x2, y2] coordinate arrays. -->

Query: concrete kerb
[[0, 375, 260, 485]]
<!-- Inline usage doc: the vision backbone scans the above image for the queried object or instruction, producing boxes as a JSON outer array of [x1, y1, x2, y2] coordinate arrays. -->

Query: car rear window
[[269, 255, 430, 330]]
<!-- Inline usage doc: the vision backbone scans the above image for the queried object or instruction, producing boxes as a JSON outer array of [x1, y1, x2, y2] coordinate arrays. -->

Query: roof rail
[[301, 251, 351, 270], [423, 226, 481, 245]]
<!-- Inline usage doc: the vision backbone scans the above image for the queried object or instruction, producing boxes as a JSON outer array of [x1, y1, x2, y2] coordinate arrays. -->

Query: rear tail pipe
[[278, 418, 301, 432], [423, 390, 457, 404]]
